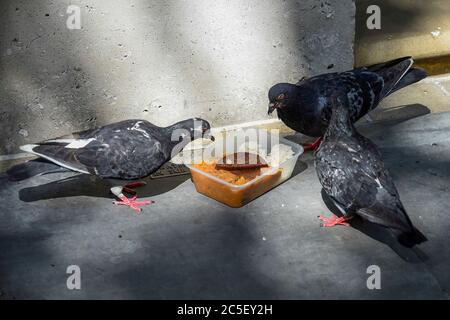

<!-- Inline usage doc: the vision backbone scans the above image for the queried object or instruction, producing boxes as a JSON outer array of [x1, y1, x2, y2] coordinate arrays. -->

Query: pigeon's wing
[[356, 204, 427, 247], [357, 56, 417, 98], [341, 57, 424, 119], [354, 141, 427, 245], [76, 134, 168, 179], [306, 72, 383, 124], [344, 71, 384, 117]]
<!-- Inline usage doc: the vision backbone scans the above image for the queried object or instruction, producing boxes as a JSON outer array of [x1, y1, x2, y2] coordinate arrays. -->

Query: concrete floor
[[1, 109, 450, 299]]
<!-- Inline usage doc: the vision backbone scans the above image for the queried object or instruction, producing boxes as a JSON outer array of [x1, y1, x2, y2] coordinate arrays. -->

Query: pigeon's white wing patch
[[44, 138, 96, 149], [65, 138, 96, 149]]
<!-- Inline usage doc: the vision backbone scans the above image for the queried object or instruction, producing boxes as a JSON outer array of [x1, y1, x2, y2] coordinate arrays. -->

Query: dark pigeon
[[268, 57, 427, 140], [7, 118, 214, 212], [314, 96, 427, 247]]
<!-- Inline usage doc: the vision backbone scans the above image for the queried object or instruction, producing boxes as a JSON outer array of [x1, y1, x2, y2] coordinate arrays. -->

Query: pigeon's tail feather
[[357, 206, 427, 248], [396, 227, 428, 248], [371, 56, 415, 98], [390, 67, 428, 94], [6, 159, 70, 181]]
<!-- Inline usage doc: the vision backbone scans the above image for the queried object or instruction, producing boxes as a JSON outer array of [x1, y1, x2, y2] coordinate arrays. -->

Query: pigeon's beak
[[268, 102, 279, 115]]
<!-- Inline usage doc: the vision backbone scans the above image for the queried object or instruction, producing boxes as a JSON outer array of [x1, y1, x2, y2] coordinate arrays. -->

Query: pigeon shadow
[[375, 103, 430, 120], [320, 189, 428, 263], [17, 155, 307, 204], [357, 103, 431, 131], [18, 173, 190, 203]]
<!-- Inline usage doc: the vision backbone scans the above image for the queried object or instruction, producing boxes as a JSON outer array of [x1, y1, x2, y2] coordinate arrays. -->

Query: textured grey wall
[[0, 0, 355, 154]]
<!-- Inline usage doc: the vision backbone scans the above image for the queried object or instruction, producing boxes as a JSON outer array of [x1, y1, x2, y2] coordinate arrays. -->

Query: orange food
[[191, 161, 282, 207], [194, 162, 262, 185]]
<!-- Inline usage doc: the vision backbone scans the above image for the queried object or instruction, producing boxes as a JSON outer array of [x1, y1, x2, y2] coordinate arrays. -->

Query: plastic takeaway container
[[185, 130, 304, 208]]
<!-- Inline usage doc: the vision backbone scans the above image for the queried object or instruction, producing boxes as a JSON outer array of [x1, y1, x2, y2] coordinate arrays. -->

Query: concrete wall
[[0, 0, 355, 155]]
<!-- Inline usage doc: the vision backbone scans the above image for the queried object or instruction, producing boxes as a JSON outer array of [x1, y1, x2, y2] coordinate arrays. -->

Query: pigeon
[[268, 56, 427, 151], [7, 118, 214, 212], [314, 95, 427, 247]]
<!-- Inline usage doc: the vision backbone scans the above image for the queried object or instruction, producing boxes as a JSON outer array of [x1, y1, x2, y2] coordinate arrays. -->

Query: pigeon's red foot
[[319, 214, 350, 227], [114, 195, 154, 213], [111, 181, 153, 213], [303, 138, 321, 152]]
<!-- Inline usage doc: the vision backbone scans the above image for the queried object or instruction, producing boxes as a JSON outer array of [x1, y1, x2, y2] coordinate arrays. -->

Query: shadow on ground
[[358, 103, 431, 131], [1, 110, 450, 299], [108, 210, 282, 299]]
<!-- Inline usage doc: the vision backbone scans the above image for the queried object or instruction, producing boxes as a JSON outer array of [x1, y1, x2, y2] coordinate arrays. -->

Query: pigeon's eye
[[277, 94, 285, 100]]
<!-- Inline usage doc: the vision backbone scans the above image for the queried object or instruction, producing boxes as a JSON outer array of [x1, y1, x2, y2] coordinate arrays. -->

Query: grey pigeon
[[268, 57, 427, 150], [314, 96, 427, 247], [7, 118, 214, 212]]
